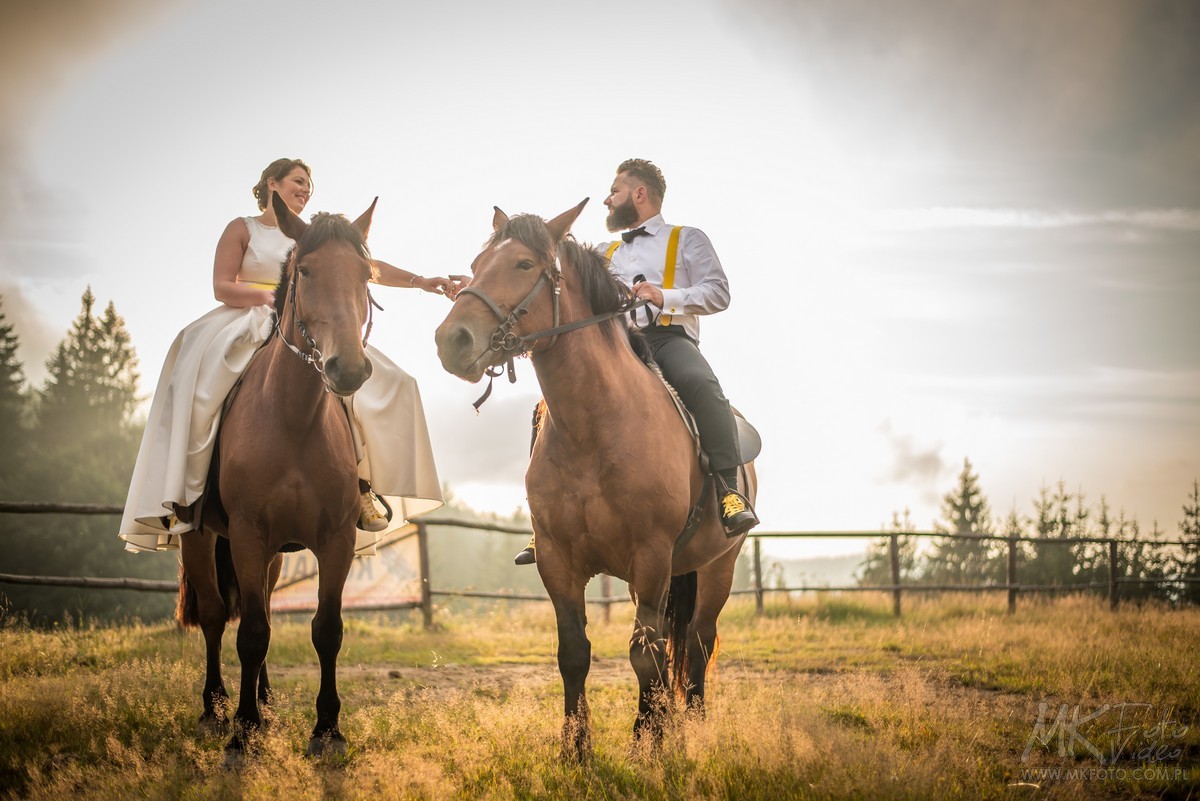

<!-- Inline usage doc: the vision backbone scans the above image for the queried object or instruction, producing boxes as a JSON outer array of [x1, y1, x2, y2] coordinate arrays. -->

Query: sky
[[2, 0, 1198, 559]]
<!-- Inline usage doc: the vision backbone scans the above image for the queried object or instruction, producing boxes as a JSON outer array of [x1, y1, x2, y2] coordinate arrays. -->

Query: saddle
[[529, 361, 760, 554]]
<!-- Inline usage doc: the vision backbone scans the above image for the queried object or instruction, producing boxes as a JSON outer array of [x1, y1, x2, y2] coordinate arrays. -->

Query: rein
[[274, 253, 382, 384], [459, 255, 649, 410]]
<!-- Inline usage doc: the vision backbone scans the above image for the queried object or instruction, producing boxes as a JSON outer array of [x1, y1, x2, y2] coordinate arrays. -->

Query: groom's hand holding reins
[[631, 279, 663, 308]]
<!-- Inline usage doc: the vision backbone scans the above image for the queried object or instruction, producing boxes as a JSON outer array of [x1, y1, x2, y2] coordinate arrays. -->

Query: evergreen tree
[[1119, 518, 1173, 603], [924, 458, 1001, 584], [1, 289, 166, 625], [1178, 480, 1200, 605], [36, 288, 140, 455], [857, 508, 919, 586], [1024, 481, 1089, 588], [0, 297, 30, 493]]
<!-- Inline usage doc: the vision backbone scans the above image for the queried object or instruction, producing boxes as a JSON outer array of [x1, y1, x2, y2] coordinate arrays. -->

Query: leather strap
[[659, 225, 682, 326]]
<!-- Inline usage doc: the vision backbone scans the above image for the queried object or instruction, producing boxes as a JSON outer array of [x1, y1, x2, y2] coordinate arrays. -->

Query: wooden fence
[[1, 502, 1195, 625]]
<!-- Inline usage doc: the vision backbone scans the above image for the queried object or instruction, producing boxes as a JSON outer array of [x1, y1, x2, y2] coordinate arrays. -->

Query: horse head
[[434, 198, 587, 382], [272, 191, 377, 396]]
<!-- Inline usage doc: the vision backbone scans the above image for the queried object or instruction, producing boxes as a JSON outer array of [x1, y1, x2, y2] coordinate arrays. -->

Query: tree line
[[2, 291, 1197, 623], [0, 290, 163, 623], [858, 459, 1200, 604]]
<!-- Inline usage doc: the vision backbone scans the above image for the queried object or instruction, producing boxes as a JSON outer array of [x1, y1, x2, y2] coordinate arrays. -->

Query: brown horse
[[177, 192, 378, 761], [435, 200, 756, 756]]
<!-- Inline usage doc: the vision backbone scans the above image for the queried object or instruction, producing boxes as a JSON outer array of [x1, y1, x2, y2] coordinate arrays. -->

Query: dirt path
[[273, 657, 1030, 716]]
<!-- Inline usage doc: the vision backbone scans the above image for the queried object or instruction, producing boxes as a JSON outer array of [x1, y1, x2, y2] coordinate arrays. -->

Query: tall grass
[[1, 595, 1196, 799]]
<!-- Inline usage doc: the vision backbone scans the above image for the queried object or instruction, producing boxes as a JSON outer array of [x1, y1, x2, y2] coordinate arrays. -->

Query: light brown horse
[[435, 200, 756, 756], [177, 192, 378, 760]]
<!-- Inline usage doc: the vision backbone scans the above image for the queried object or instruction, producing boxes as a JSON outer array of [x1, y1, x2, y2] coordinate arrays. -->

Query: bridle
[[457, 249, 647, 410], [274, 251, 382, 385]]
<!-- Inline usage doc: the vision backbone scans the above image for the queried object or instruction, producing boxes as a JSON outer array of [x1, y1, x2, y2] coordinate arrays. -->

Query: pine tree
[[924, 458, 1001, 584], [0, 288, 165, 624], [857, 508, 919, 586], [1178, 480, 1200, 605], [36, 288, 140, 455], [1025, 481, 1088, 587], [0, 296, 30, 490]]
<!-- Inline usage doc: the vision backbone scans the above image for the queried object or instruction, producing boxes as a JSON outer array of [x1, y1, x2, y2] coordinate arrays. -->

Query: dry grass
[[1, 594, 1197, 800]]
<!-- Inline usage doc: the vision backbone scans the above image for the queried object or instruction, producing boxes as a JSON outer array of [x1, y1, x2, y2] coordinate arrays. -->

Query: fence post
[[753, 537, 764, 615], [417, 520, 434, 630], [600, 573, 612, 624], [1007, 536, 1018, 615], [889, 534, 901, 618], [1108, 538, 1119, 611]]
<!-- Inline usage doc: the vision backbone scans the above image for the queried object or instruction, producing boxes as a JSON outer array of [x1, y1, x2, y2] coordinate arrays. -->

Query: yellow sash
[[606, 226, 683, 326]]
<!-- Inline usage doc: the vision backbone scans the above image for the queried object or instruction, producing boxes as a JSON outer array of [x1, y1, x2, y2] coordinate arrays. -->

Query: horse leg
[[685, 546, 739, 714], [306, 536, 354, 757], [258, 553, 283, 708], [630, 568, 672, 744], [539, 557, 591, 760], [180, 527, 230, 732], [225, 534, 272, 758]]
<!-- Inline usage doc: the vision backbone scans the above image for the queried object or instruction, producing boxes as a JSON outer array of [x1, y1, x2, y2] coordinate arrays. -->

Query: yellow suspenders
[[607, 226, 683, 326]]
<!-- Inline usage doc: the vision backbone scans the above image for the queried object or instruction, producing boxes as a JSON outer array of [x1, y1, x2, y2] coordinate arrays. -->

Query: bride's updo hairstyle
[[252, 158, 313, 210]]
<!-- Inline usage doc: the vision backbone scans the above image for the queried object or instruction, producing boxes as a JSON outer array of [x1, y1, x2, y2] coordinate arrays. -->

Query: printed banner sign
[[270, 523, 422, 612]]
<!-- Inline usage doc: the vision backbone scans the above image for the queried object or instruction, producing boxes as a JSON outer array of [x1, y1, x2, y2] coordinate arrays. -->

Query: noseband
[[275, 253, 381, 386], [457, 252, 647, 410]]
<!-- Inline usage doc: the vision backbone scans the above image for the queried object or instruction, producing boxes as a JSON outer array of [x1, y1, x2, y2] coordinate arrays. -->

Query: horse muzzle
[[322, 352, 373, 396], [434, 320, 494, 383]]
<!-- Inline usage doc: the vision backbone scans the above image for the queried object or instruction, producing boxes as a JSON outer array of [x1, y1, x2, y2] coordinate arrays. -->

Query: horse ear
[[545, 198, 589, 242], [492, 206, 509, 231], [352, 197, 378, 239], [272, 191, 308, 242]]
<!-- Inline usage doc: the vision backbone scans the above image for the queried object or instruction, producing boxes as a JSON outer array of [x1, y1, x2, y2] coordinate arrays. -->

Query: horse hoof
[[198, 713, 228, 736], [306, 731, 348, 758], [222, 746, 245, 771]]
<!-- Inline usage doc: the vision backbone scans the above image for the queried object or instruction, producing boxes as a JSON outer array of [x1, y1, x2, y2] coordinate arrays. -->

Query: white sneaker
[[358, 491, 388, 532]]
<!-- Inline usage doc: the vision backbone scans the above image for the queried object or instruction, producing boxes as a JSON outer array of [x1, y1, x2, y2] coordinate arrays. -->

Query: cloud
[[874, 207, 1200, 232], [720, 0, 1200, 207], [878, 419, 948, 501], [0, 280, 61, 388]]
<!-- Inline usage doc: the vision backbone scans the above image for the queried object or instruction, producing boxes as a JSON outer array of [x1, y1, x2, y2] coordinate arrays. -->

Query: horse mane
[[559, 238, 656, 364], [274, 212, 373, 317], [489, 215, 654, 363]]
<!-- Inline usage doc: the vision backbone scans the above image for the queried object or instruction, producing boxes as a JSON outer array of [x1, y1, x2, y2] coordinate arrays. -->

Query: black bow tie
[[621, 226, 648, 243]]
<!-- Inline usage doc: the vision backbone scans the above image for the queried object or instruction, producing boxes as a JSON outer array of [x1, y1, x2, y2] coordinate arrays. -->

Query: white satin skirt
[[118, 304, 443, 556]]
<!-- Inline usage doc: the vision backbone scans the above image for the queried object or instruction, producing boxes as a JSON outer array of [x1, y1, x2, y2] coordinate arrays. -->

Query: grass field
[[1, 593, 1197, 800]]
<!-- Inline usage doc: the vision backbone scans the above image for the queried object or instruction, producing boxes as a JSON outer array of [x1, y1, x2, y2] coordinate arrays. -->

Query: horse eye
[[516, 259, 535, 271], [298, 266, 311, 278]]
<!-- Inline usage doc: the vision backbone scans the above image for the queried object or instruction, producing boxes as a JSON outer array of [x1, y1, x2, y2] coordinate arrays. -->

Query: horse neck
[[260, 315, 333, 427], [529, 294, 650, 444]]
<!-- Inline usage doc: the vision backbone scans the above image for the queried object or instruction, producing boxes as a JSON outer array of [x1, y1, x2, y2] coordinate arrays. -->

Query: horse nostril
[[323, 355, 341, 381], [452, 326, 474, 357]]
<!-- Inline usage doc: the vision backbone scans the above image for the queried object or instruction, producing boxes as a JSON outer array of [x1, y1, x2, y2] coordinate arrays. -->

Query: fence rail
[[1, 501, 1194, 623]]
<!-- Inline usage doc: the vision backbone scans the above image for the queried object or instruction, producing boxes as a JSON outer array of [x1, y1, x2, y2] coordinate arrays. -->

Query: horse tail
[[664, 571, 698, 701], [175, 536, 241, 628]]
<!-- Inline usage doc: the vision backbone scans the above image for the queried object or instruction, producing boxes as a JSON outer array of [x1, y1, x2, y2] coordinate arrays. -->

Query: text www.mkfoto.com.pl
[[1020, 766, 1189, 783]]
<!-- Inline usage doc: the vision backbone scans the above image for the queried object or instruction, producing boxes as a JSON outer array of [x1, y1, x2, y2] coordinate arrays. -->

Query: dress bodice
[[238, 217, 295, 288]]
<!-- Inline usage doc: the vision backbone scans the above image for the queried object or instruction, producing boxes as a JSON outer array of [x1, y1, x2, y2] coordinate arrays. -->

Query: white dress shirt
[[605, 213, 730, 344]]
